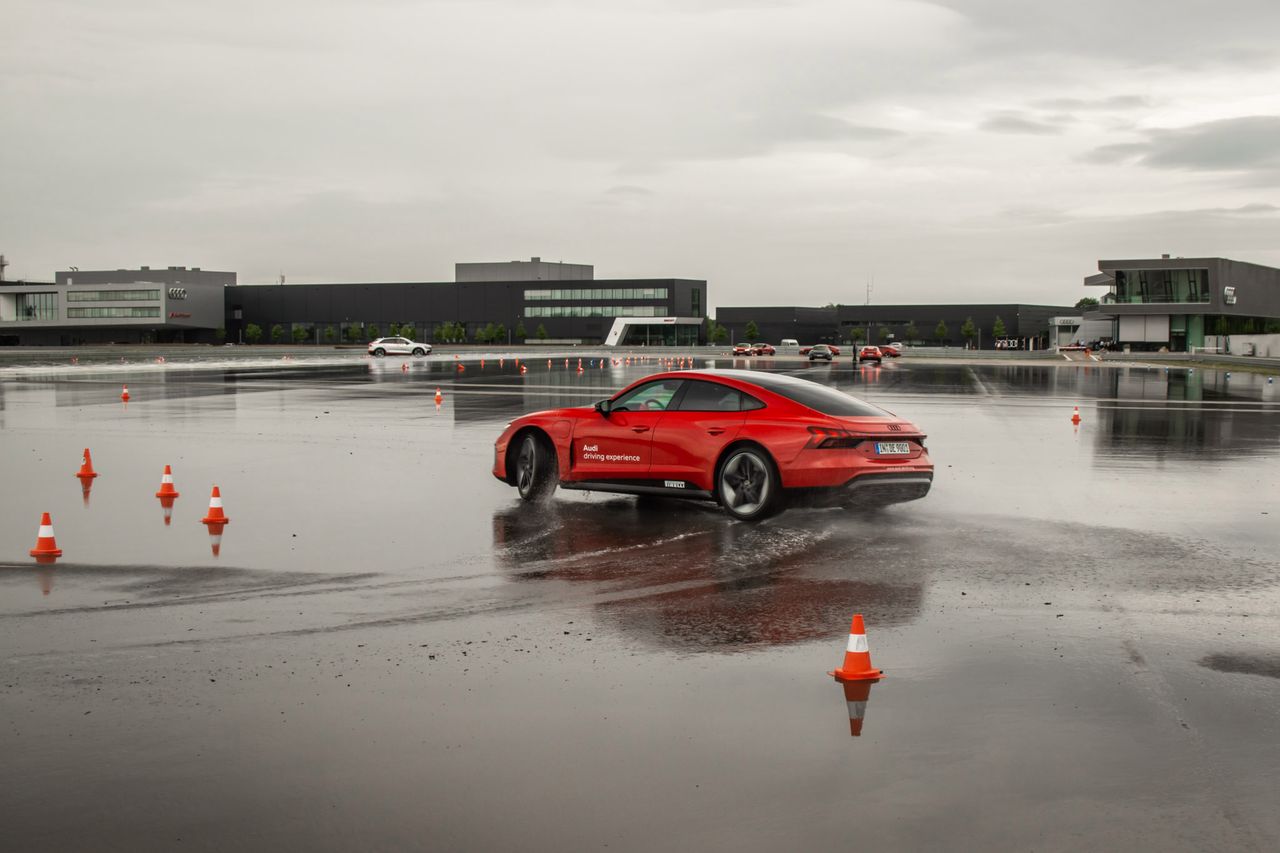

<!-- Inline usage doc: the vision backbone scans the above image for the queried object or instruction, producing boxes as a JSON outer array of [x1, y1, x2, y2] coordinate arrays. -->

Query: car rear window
[[743, 373, 885, 417]]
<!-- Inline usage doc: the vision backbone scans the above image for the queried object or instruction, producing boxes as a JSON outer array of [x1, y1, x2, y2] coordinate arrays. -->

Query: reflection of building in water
[[492, 502, 925, 653], [1092, 368, 1280, 460]]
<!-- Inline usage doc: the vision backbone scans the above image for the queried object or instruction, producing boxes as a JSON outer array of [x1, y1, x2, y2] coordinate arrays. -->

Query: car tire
[[716, 445, 781, 522], [514, 432, 557, 502], [412, 348, 425, 357], [373, 348, 386, 357]]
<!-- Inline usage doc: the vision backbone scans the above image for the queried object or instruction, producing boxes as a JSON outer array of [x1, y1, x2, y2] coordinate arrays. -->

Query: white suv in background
[[368, 337, 432, 357]]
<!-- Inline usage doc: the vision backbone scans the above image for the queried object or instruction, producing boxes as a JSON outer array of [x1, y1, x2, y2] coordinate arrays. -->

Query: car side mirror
[[595, 399, 612, 417]]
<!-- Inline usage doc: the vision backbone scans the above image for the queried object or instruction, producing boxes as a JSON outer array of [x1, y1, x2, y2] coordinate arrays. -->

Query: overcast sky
[[4, 0, 1279, 308]]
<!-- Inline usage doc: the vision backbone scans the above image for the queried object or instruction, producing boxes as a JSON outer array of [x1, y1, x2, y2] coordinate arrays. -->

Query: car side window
[[613, 379, 684, 412], [675, 380, 746, 412]]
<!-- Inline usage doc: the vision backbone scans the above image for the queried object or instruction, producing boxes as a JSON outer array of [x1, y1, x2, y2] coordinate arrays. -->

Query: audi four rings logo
[[168, 287, 187, 300]]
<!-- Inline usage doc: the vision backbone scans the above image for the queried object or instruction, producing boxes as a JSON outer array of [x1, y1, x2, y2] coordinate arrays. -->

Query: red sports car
[[751, 343, 776, 356], [732, 343, 753, 356], [492, 369, 932, 521]]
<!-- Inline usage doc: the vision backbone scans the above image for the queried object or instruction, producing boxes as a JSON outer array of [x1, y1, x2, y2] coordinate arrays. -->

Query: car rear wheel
[[515, 432, 557, 502], [373, 347, 386, 357], [412, 347, 425, 357], [717, 446, 781, 522]]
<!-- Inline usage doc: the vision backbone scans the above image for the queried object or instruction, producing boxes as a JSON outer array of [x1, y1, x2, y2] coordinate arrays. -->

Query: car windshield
[[737, 372, 885, 417]]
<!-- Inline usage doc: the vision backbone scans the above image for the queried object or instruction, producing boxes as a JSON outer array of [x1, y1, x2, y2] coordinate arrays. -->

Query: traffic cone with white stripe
[[30, 512, 62, 563], [1071, 406, 1081, 425], [829, 614, 883, 682], [121, 385, 130, 402], [841, 680, 875, 736], [201, 486, 229, 525], [434, 388, 443, 406], [155, 465, 180, 498]]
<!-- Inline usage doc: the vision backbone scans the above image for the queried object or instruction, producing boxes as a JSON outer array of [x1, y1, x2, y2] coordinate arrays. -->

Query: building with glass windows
[[1084, 256, 1280, 351], [0, 266, 233, 345], [224, 260, 707, 345]]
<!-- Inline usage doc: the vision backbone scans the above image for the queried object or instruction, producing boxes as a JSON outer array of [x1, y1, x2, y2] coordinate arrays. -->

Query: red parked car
[[492, 369, 933, 521]]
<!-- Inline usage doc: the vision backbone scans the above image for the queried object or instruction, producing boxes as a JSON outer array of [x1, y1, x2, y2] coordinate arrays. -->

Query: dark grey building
[[1085, 256, 1280, 351], [226, 275, 708, 345], [716, 303, 1072, 348]]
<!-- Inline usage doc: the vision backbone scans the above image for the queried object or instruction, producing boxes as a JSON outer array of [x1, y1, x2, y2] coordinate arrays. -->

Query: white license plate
[[875, 442, 912, 455]]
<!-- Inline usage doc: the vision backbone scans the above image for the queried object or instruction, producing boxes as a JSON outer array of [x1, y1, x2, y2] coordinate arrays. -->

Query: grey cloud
[[980, 112, 1064, 135], [604, 185, 654, 197], [1032, 94, 1152, 112], [1083, 116, 1280, 172]]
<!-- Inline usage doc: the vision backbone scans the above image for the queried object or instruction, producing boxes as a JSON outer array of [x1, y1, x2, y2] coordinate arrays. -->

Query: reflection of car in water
[[490, 500, 927, 652], [492, 369, 933, 521]]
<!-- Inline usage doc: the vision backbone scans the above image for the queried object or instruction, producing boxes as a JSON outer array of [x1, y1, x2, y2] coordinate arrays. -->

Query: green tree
[[323, 325, 337, 343], [244, 323, 263, 344], [992, 316, 1007, 339], [960, 317, 977, 346], [397, 323, 413, 339], [877, 326, 890, 343], [712, 323, 729, 344], [270, 323, 286, 344], [495, 323, 507, 344], [744, 320, 759, 341], [367, 324, 380, 340], [904, 322, 919, 344], [291, 325, 309, 344], [934, 320, 948, 344], [389, 323, 402, 337], [536, 323, 548, 340], [515, 320, 527, 341], [214, 327, 226, 343], [344, 325, 362, 344], [1075, 297, 1099, 309]]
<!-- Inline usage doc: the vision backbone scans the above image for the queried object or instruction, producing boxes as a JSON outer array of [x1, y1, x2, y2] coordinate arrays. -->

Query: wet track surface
[[2, 353, 1279, 851]]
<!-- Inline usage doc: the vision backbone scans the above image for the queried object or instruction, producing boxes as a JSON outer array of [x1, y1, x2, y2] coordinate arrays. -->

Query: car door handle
[[706, 428, 725, 435], [631, 425, 650, 433]]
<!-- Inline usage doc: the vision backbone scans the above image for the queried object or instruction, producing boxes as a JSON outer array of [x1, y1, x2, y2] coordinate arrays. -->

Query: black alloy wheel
[[717, 446, 781, 521], [373, 347, 386, 357], [412, 347, 425, 356], [515, 433, 557, 502]]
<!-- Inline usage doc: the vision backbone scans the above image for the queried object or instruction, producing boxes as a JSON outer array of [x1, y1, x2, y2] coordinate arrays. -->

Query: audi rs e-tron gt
[[493, 370, 932, 521]]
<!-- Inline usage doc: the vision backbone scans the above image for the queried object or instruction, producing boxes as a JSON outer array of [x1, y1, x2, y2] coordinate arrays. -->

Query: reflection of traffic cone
[[1071, 406, 1081, 425], [434, 388, 443, 405], [520, 364, 527, 374], [207, 522, 226, 557], [159, 495, 176, 526], [36, 567, 54, 596], [201, 486, 230, 525], [121, 385, 130, 401], [80, 477, 93, 507], [155, 464, 180, 498], [829, 614, 883, 682], [75, 448, 99, 479], [842, 680, 874, 737], [30, 512, 63, 563]]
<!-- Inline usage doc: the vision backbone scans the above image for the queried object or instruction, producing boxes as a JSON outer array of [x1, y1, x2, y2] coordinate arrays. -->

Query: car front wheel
[[717, 446, 781, 521], [514, 433, 557, 502], [412, 347, 425, 357]]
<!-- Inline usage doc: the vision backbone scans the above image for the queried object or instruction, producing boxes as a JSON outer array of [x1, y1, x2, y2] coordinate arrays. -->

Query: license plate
[[875, 442, 912, 455]]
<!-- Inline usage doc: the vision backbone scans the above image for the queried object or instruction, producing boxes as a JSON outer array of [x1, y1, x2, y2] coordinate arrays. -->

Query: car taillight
[[806, 426, 863, 449]]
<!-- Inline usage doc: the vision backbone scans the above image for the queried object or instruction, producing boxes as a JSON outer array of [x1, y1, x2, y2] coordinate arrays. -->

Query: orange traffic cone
[[155, 464, 180, 498], [201, 486, 230, 525], [121, 385, 130, 402], [75, 448, 98, 479], [30, 512, 63, 563], [520, 364, 528, 374], [434, 388, 443, 405], [829, 614, 883, 682], [1071, 406, 1081, 425], [842, 680, 875, 737]]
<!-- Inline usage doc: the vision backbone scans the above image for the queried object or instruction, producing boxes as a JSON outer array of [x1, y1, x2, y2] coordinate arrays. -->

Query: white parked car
[[368, 336, 432, 357]]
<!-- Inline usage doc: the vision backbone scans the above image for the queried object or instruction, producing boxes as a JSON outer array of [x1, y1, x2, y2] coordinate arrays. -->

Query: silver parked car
[[367, 337, 432, 357]]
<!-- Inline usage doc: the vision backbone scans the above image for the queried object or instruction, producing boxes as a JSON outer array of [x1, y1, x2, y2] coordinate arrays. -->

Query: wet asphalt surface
[[2, 351, 1279, 851]]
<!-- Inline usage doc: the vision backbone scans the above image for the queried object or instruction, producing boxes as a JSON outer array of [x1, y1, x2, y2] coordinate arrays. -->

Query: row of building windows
[[1113, 269, 1210, 304], [524, 287, 669, 301], [66, 307, 162, 319], [17, 293, 59, 320], [524, 305, 665, 318], [66, 289, 161, 302]]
